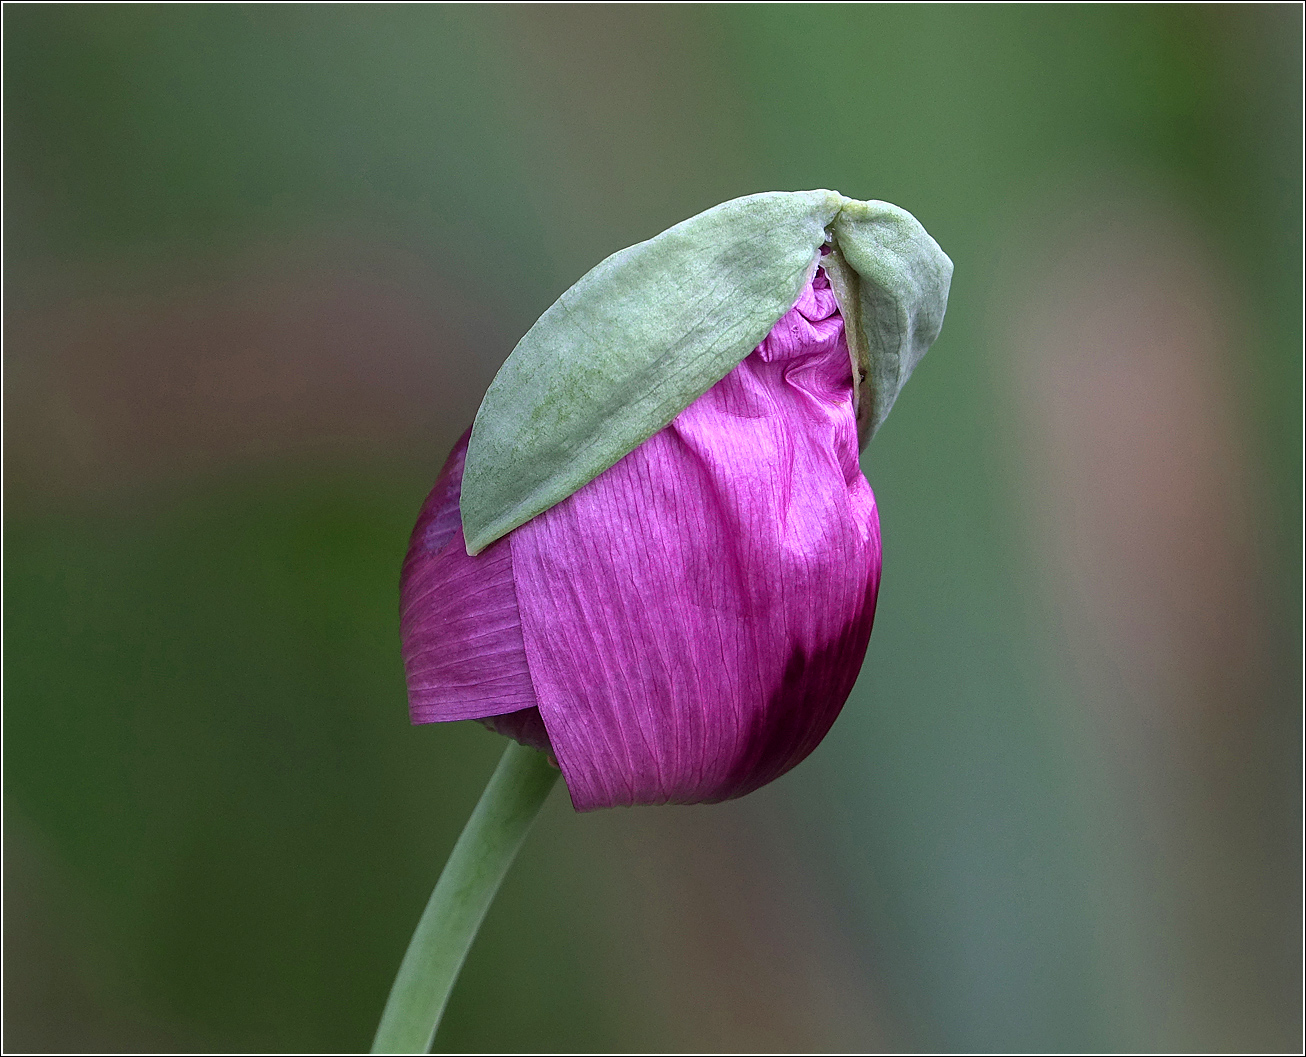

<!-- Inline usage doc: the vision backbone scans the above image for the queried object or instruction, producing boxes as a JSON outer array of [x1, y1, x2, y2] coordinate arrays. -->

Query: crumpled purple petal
[[400, 272, 881, 807], [509, 270, 881, 810], [400, 429, 543, 728]]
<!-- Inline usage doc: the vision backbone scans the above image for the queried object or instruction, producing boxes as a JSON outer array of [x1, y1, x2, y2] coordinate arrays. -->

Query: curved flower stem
[[372, 742, 560, 1054]]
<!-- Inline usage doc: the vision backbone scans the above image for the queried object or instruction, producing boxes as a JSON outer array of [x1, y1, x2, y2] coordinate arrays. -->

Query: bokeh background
[[4, 5, 1301, 1053]]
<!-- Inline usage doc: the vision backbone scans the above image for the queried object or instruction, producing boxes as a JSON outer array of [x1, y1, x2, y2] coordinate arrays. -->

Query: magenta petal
[[511, 275, 881, 811], [400, 429, 541, 725]]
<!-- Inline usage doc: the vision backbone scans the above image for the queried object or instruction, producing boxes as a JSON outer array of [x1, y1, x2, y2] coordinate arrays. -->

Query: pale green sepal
[[829, 199, 954, 445], [461, 189, 842, 554]]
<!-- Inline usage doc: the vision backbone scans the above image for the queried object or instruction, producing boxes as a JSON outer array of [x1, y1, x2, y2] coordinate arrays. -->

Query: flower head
[[401, 191, 951, 810]]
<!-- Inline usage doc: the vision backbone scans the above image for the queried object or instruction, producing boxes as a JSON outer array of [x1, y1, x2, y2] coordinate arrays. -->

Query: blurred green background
[[4, 5, 1300, 1053]]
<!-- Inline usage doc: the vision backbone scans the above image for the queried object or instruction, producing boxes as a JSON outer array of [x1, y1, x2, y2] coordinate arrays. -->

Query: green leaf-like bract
[[461, 190, 951, 554]]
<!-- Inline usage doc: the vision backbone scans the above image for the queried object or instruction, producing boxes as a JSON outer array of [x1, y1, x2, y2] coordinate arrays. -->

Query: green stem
[[372, 741, 560, 1054]]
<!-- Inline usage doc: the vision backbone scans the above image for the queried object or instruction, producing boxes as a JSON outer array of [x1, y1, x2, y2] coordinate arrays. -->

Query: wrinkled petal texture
[[400, 272, 881, 808], [400, 428, 541, 724], [512, 270, 881, 810]]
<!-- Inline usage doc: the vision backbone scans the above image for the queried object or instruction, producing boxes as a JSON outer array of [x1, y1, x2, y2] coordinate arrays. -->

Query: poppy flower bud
[[401, 191, 951, 810]]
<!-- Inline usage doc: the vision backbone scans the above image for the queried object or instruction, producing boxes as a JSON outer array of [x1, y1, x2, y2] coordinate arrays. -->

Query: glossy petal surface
[[400, 430, 540, 724], [510, 273, 881, 810]]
